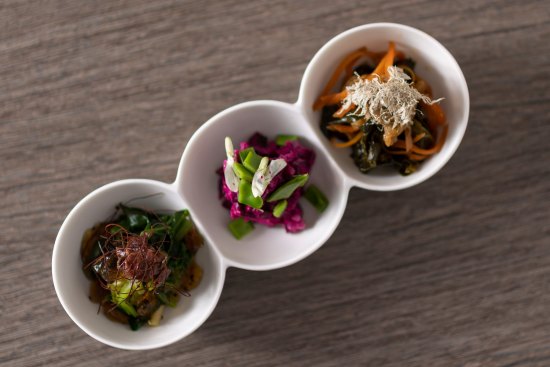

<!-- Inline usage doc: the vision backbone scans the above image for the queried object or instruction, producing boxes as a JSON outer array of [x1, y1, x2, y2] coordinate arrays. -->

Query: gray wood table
[[2, 1, 549, 366]]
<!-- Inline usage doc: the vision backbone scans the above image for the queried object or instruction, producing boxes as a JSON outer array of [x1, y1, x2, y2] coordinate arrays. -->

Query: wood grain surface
[[1, 0, 550, 366]]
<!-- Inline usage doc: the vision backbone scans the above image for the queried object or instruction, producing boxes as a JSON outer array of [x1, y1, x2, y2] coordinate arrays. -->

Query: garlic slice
[[252, 158, 287, 198], [224, 137, 239, 192]]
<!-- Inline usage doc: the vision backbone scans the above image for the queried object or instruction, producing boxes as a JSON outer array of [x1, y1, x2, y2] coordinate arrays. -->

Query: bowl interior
[[52, 179, 225, 350], [176, 101, 348, 270], [298, 23, 469, 191]]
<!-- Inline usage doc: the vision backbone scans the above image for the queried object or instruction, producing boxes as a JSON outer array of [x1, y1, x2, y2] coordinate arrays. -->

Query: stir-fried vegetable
[[80, 205, 203, 330], [314, 42, 447, 175]]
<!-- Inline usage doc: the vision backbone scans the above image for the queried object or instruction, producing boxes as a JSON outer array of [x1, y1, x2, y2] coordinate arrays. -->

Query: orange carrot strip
[[331, 131, 364, 148], [313, 90, 348, 110], [413, 133, 426, 143], [391, 140, 406, 149], [408, 153, 429, 161], [351, 118, 366, 129], [334, 103, 355, 118], [420, 101, 446, 132], [410, 125, 448, 155], [327, 124, 359, 133], [314, 48, 368, 105], [405, 127, 412, 153], [368, 41, 396, 79]]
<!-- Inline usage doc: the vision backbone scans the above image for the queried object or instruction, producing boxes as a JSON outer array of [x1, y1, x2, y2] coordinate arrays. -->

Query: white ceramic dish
[[52, 23, 469, 350]]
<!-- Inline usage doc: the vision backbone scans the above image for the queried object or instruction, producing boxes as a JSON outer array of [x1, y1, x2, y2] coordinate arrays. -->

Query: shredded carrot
[[410, 125, 448, 155], [420, 101, 446, 132], [368, 41, 395, 80], [327, 124, 359, 134], [408, 153, 429, 161], [334, 103, 355, 118], [413, 133, 426, 143], [314, 47, 368, 108], [390, 133, 427, 150], [313, 90, 348, 110], [331, 131, 364, 148], [405, 127, 412, 153], [351, 119, 366, 129]]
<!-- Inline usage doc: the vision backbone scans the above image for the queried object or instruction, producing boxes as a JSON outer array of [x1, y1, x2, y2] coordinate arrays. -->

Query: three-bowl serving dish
[[52, 23, 469, 350]]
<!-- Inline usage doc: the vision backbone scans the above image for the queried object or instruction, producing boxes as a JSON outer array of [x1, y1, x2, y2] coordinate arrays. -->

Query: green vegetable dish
[[80, 204, 203, 330]]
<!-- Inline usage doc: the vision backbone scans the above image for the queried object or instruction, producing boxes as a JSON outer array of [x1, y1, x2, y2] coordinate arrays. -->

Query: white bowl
[[299, 23, 469, 190], [52, 23, 469, 350], [52, 180, 226, 350], [176, 101, 349, 271]]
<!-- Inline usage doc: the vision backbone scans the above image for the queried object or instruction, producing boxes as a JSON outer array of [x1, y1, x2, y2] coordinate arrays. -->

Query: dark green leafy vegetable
[[228, 218, 255, 239], [304, 185, 329, 213], [267, 174, 309, 202]]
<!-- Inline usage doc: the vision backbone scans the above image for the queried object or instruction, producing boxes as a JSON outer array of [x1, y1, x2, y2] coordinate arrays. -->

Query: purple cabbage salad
[[218, 133, 329, 239]]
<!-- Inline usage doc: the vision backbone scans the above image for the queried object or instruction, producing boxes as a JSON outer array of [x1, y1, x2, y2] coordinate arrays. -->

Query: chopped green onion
[[233, 162, 254, 182], [304, 185, 329, 212], [275, 135, 299, 146], [172, 210, 193, 242], [238, 180, 263, 209], [273, 200, 288, 218], [267, 174, 309, 202], [242, 149, 263, 172], [118, 301, 138, 317], [228, 218, 255, 239], [239, 147, 254, 163]]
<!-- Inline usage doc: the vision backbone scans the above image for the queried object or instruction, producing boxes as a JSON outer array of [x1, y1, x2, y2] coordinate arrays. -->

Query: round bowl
[[52, 179, 226, 350], [176, 100, 349, 271], [298, 22, 469, 190]]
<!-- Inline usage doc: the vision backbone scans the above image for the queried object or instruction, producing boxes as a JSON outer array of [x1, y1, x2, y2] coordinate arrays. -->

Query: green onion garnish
[[233, 162, 254, 182], [228, 218, 255, 239], [242, 149, 263, 172], [272, 200, 288, 218], [238, 180, 263, 209], [304, 184, 329, 212], [267, 174, 309, 202]]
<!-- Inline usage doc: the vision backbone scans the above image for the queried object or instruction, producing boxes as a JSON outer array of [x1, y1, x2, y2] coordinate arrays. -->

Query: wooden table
[[2, 1, 549, 366]]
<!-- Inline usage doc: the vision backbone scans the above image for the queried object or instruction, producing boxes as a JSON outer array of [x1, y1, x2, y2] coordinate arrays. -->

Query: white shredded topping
[[252, 158, 287, 198], [342, 66, 442, 138], [224, 137, 239, 192]]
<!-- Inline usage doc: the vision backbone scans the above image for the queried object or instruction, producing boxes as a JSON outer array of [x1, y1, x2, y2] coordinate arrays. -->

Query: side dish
[[218, 133, 328, 239], [314, 42, 447, 175], [80, 205, 203, 330]]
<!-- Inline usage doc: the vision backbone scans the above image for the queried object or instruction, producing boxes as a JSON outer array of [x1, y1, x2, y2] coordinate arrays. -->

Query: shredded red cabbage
[[218, 133, 315, 233]]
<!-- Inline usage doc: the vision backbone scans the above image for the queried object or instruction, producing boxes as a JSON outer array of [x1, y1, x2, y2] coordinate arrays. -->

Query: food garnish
[[314, 42, 448, 175]]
